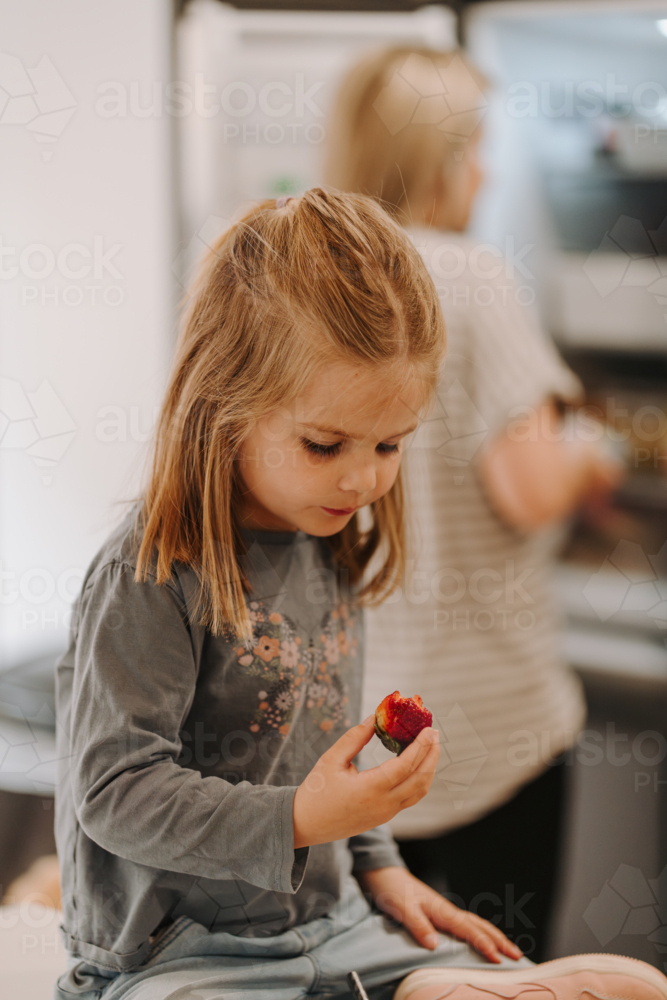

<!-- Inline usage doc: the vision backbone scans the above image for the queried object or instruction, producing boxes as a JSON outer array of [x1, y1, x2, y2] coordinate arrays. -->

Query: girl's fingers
[[467, 915, 523, 959], [435, 909, 502, 963], [431, 900, 481, 934], [326, 715, 376, 766], [377, 728, 439, 788], [391, 744, 441, 805], [397, 792, 429, 810], [417, 738, 441, 774], [393, 771, 437, 810], [495, 936, 523, 960], [467, 930, 503, 963], [410, 738, 441, 774], [468, 923, 505, 963], [430, 908, 520, 964], [456, 911, 522, 954], [401, 906, 440, 951]]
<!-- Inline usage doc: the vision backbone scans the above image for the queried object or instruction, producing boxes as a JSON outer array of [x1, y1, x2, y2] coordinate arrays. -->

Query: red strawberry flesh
[[375, 691, 433, 755]]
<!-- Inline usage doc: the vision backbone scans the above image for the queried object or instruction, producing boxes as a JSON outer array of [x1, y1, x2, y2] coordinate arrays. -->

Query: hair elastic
[[276, 195, 293, 208]]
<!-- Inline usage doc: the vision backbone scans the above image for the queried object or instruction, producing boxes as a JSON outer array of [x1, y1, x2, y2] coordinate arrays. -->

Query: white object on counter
[[562, 625, 667, 679], [0, 715, 57, 797], [0, 905, 66, 1000]]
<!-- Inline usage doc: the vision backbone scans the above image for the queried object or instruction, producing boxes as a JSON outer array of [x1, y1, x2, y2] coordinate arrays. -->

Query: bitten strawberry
[[374, 690, 433, 755]]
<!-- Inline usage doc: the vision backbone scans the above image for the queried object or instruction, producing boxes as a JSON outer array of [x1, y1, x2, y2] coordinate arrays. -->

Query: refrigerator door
[[175, 0, 456, 275], [465, 0, 667, 351]]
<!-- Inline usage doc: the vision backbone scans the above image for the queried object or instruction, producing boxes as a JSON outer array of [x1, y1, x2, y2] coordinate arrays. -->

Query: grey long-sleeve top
[[55, 511, 404, 972]]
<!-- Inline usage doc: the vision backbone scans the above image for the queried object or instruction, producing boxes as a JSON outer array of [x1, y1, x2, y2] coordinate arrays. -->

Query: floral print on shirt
[[234, 601, 358, 738]]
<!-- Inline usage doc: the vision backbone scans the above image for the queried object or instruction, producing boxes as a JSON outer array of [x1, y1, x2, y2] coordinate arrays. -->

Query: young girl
[[53, 190, 661, 1000]]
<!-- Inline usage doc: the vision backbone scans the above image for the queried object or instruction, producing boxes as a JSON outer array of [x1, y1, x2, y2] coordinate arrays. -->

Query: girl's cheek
[[379, 459, 401, 496], [293, 451, 329, 489]]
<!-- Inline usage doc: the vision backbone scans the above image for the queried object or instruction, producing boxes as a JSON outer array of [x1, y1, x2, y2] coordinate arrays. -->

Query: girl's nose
[[337, 458, 377, 496]]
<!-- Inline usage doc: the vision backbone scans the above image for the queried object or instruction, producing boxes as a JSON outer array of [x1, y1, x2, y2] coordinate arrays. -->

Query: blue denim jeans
[[54, 879, 532, 1000]]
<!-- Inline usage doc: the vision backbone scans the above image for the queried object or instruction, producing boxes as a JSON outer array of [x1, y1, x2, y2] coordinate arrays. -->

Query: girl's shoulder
[[79, 505, 184, 603], [87, 505, 146, 571], [70, 507, 203, 649]]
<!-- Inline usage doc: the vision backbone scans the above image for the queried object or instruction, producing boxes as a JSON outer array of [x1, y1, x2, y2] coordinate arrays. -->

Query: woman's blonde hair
[[137, 188, 445, 637], [325, 46, 487, 220]]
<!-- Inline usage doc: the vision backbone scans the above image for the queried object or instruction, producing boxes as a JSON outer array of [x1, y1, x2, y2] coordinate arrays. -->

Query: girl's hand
[[356, 866, 524, 964], [292, 716, 439, 849]]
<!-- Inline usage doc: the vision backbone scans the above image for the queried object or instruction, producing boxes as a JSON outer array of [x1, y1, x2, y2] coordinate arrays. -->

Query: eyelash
[[302, 439, 342, 457], [300, 438, 399, 457]]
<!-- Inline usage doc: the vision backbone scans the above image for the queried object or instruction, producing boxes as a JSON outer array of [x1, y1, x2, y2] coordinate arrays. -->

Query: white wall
[[0, 0, 175, 667]]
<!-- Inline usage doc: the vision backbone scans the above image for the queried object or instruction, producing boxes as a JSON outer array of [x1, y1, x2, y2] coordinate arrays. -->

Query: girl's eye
[[376, 442, 400, 455], [301, 438, 342, 457]]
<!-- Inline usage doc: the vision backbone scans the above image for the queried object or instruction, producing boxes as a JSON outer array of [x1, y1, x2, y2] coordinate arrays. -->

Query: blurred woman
[[325, 47, 623, 962]]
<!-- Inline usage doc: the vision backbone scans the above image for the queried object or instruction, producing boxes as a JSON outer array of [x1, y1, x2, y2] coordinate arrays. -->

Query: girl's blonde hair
[[137, 188, 445, 637], [325, 46, 487, 219]]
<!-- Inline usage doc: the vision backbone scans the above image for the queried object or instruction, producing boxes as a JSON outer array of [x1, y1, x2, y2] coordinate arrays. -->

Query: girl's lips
[[321, 506, 357, 516]]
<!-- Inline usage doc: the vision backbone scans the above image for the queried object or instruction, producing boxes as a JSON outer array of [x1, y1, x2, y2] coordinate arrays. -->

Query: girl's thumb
[[330, 714, 375, 764]]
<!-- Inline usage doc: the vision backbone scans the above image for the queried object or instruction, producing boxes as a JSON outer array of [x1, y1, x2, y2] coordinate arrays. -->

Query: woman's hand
[[479, 400, 625, 532], [356, 866, 524, 964], [292, 716, 439, 849]]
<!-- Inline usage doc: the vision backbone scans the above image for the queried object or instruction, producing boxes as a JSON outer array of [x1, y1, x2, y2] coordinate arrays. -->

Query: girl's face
[[238, 361, 425, 535]]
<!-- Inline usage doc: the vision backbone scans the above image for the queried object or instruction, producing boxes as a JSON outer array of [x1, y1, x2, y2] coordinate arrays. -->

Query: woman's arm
[[478, 400, 625, 531]]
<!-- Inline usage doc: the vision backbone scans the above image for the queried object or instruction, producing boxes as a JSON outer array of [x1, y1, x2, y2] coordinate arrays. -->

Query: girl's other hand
[[356, 866, 524, 964], [292, 717, 439, 849]]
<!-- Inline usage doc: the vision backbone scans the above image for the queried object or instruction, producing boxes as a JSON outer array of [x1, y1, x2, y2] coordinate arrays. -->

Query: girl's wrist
[[292, 786, 311, 850], [355, 865, 407, 889]]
